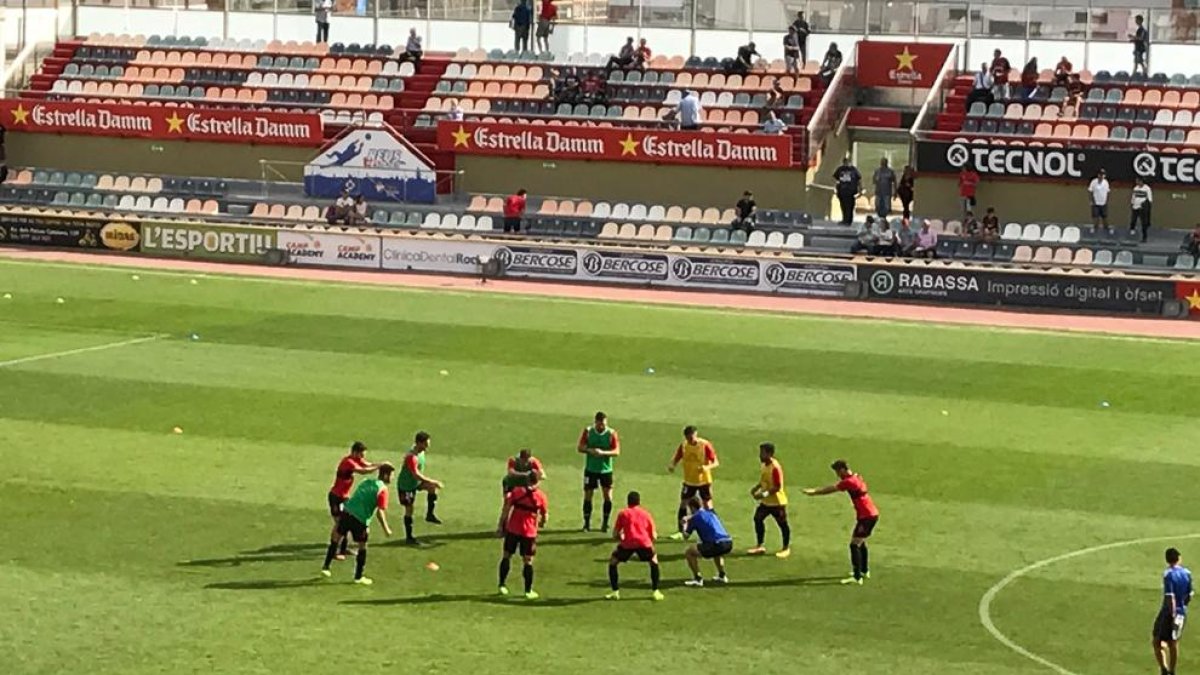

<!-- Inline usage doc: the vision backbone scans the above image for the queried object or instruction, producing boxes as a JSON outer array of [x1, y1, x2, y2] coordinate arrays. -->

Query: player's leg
[[855, 535, 870, 578], [1167, 640, 1178, 674], [676, 485, 690, 535], [606, 548, 626, 598], [401, 492, 418, 543], [712, 540, 731, 581], [684, 544, 702, 585], [423, 481, 442, 525], [521, 540, 537, 598], [352, 534, 370, 583], [749, 505, 768, 554], [771, 508, 791, 558], [1155, 638, 1169, 675], [329, 494, 350, 558], [600, 477, 614, 530], [582, 473, 596, 530], [321, 520, 345, 573], [700, 484, 713, 511], [498, 534, 516, 594], [713, 555, 727, 580], [644, 549, 664, 600]]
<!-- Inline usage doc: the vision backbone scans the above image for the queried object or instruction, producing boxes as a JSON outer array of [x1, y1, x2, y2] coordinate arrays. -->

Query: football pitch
[[2, 259, 1199, 675]]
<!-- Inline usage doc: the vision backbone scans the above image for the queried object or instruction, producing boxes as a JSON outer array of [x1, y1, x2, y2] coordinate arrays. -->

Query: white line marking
[[979, 532, 1200, 674], [0, 334, 163, 368]]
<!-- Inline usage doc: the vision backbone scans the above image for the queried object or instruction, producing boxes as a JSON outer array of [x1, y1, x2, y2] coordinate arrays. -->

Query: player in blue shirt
[[1155, 547, 1194, 675], [681, 497, 732, 587]]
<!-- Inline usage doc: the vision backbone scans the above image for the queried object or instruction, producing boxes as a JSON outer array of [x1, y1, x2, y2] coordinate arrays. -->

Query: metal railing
[[804, 62, 852, 167], [908, 42, 960, 141]]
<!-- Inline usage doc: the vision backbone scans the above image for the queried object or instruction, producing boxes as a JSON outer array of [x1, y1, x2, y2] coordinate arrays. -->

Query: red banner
[[0, 99, 324, 146], [855, 41, 954, 88], [437, 121, 793, 169], [1176, 280, 1200, 317]]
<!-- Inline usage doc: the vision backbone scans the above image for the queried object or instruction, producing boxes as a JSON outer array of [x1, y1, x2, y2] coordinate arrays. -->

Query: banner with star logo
[[1176, 281, 1200, 317], [855, 41, 954, 88], [0, 99, 323, 146], [436, 121, 793, 169]]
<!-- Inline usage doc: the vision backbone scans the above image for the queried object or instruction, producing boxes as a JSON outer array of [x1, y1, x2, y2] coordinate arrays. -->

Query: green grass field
[[2, 259, 1199, 675]]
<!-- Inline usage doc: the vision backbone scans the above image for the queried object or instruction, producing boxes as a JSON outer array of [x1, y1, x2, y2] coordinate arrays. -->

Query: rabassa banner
[[277, 230, 381, 268], [141, 222, 277, 261], [917, 140, 1200, 185], [437, 121, 793, 169], [856, 41, 954, 88], [862, 264, 1172, 315], [0, 99, 323, 146]]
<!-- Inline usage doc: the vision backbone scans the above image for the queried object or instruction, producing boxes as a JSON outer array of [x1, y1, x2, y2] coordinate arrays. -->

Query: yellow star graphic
[[165, 112, 184, 133], [451, 125, 471, 148], [1186, 289, 1200, 311], [895, 46, 918, 72], [618, 133, 638, 156], [11, 104, 29, 125]]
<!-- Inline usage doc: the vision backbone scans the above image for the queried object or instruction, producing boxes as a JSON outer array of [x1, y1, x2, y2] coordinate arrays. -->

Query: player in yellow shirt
[[666, 425, 719, 540], [747, 442, 790, 559]]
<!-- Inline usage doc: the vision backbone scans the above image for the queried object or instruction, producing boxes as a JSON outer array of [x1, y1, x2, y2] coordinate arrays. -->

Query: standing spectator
[[912, 221, 938, 259], [872, 158, 896, 219], [981, 206, 1000, 242], [897, 165, 915, 220], [873, 220, 899, 256], [733, 191, 757, 232], [1131, 14, 1150, 76], [966, 62, 994, 108], [790, 11, 810, 65], [446, 99, 464, 121], [832, 157, 862, 226], [535, 0, 557, 55], [314, 0, 332, 44], [764, 77, 787, 110], [958, 165, 980, 218], [818, 43, 843, 87], [783, 28, 801, 76], [729, 42, 759, 76], [1184, 224, 1200, 257], [1130, 176, 1153, 242], [1053, 56, 1073, 87], [503, 189, 527, 234], [397, 28, 423, 68], [1019, 58, 1039, 100], [990, 49, 1012, 99], [1087, 169, 1110, 233], [677, 89, 702, 130], [606, 37, 637, 71], [511, 1, 532, 53], [761, 111, 787, 135]]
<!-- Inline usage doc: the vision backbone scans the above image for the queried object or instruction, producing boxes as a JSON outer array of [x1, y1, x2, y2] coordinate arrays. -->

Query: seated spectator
[[634, 38, 651, 71], [850, 216, 878, 254], [348, 194, 368, 225], [1183, 223, 1200, 256], [980, 206, 1000, 242], [1020, 57, 1038, 100], [580, 70, 607, 104], [728, 42, 759, 76], [873, 219, 899, 256], [733, 191, 756, 232], [1061, 73, 1084, 118], [551, 68, 580, 105], [397, 28, 422, 67], [606, 37, 637, 71], [677, 89, 703, 130], [966, 62, 994, 108], [765, 77, 787, 110], [446, 99, 464, 121], [896, 219, 916, 257], [761, 111, 787, 135], [912, 221, 938, 259], [818, 43, 843, 87], [1053, 56, 1073, 87], [962, 210, 980, 238], [327, 189, 355, 224]]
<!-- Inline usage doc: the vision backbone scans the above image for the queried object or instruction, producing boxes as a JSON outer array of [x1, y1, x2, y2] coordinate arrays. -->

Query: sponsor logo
[[869, 269, 980, 297], [887, 46, 923, 85], [1133, 152, 1157, 178], [946, 143, 1085, 178], [463, 126, 607, 155], [670, 256, 759, 286], [580, 250, 669, 280], [764, 262, 855, 292], [27, 104, 153, 132], [869, 270, 895, 295], [946, 143, 970, 168], [638, 136, 780, 164], [494, 246, 577, 276], [143, 225, 274, 256], [383, 248, 484, 266], [99, 222, 140, 251], [1139, 154, 1200, 184], [183, 113, 314, 140]]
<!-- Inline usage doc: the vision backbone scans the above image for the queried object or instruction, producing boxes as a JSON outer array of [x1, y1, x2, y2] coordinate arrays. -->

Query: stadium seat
[[1092, 249, 1114, 266], [710, 228, 730, 245], [1032, 246, 1053, 264], [421, 212, 441, 229], [1020, 224, 1041, 241], [617, 223, 637, 239], [1041, 225, 1061, 242], [672, 226, 693, 243], [1114, 250, 1134, 267], [1001, 223, 1022, 241], [691, 228, 711, 244], [746, 231, 767, 247], [1011, 245, 1033, 263], [783, 232, 804, 250], [1175, 254, 1196, 270], [764, 231, 785, 248]]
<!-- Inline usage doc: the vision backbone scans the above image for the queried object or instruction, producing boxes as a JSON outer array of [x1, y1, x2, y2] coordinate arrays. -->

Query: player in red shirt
[[496, 472, 549, 600], [502, 188, 527, 233], [328, 441, 379, 559], [606, 491, 664, 601], [803, 459, 880, 586]]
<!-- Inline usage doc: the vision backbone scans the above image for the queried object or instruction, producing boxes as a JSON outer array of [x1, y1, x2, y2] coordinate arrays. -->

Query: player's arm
[[803, 484, 839, 496], [538, 497, 548, 528], [761, 467, 783, 498], [532, 459, 547, 480], [577, 428, 592, 454], [702, 444, 719, 472], [407, 456, 444, 488], [667, 445, 683, 472], [498, 502, 513, 535], [595, 431, 621, 457], [353, 463, 380, 475], [375, 490, 393, 536]]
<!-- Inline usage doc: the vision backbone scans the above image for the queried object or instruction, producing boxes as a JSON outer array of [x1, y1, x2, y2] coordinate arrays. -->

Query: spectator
[[872, 157, 896, 219], [397, 28, 422, 68], [580, 70, 607, 104], [1131, 14, 1150, 76], [348, 194, 368, 225], [1020, 58, 1039, 100], [1053, 56, 1073, 87], [1087, 169, 1110, 233], [873, 219, 899, 256], [958, 165, 980, 218], [790, 11, 810, 65], [897, 165, 915, 220], [551, 67, 580, 105], [677, 89, 702, 130], [326, 188, 354, 224], [819, 43, 843, 87], [990, 49, 1012, 99], [896, 219, 916, 257], [764, 77, 787, 110], [1184, 224, 1200, 257], [1061, 72, 1084, 118], [733, 191, 757, 232], [1130, 176, 1153, 242], [503, 189, 527, 234], [314, 0, 332, 44], [634, 39, 652, 71], [912, 221, 938, 259], [729, 42, 759, 76], [833, 156, 862, 225], [511, 0, 532, 53], [850, 216, 878, 254], [783, 28, 801, 76], [962, 210, 980, 238], [966, 62, 994, 108], [761, 111, 787, 135], [535, 0, 556, 55], [606, 37, 637, 71], [446, 99, 464, 121], [981, 206, 1000, 242]]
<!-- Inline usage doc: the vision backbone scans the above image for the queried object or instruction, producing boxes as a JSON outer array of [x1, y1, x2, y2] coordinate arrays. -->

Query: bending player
[[321, 463, 394, 585], [578, 411, 620, 532], [497, 471, 549, 600], [747, 442, 791, 559], [327, 441, 379, 559], [666, 425, 719, 540], [803, 459, 880, 585], [681, 497, 731, 587], [606, 491, 664, 601], [396, 431, 444, 545]]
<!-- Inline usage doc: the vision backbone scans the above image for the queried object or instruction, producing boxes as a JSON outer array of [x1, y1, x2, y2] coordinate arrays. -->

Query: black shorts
[[503, 532, 537, 557], [612, 546, 655, 563], [583, 471, 613, 491], [681, 483, 713, 502], [853, 516, 879, 539], [335, 511, 369, 544], [327, 492, 346, 518], [698, 539, 733, 559], [1155, 609, 1186, 642], [398, 490, 417, 506], [754, 504, 788, 521]]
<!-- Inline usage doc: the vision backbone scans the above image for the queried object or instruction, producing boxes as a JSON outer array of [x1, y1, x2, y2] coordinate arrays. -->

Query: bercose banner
[[0, 99, 324, 146], [856, 41, 954, 88], [437, 121, 794, 169]]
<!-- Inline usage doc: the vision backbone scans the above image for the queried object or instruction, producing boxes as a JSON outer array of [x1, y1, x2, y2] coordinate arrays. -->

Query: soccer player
[[1154, 547, 1193, 675], [606, 491, 663, 601], [747, 442, 790, 559], [578, 411, 620, 532], [499, 448, 546, 527], [321, 463, 394, 585], [396, 431, 444, 545], [803, 459, 880, 585], [497, 471, 549, 600], [681, 497, 731, 587], [327, 441, 379, 560], [666, 425, 719, 540]]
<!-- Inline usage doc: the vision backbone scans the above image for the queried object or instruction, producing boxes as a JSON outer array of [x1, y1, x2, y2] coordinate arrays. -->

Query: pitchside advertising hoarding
[[0, 212, 141, 251], [917, 139, 1200, 185], [277, 231, 381, 268], [141, 222, 277, 261]]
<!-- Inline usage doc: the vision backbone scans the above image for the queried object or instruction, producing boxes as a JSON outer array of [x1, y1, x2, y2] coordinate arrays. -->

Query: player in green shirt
[[577, 411, 620, 531], [498, 448, 547, 529], [396, 431, 444, 545], [321, 463, 394, 585]]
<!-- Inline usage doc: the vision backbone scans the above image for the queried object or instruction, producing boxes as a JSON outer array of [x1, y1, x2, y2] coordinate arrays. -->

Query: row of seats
[[369, 210, 496, 231], [933, 241, 1142, 267], [8, 169, 227, 196], [470, 196, 746, 226], [962, 119, 1200, 144], [53, 86, 393, 111], [46, 191, 219, 214], [107, 52, 405, 76], [250, 203, 325, 222], [451, 48, 820, 76], [85, 33, 394, 57], [426, 97, 780, 126], [58, 72, 405, 95]]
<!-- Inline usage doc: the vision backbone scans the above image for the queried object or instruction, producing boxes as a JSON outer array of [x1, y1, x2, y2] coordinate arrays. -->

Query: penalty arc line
[[979, 532, 1200, 675], [0, 334, 164, 368]]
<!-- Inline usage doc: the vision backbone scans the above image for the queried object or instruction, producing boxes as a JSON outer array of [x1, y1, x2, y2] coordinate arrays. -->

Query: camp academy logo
[[944, 143, 1085, 178], [670, 256, 759, 287], [493, 246, 578, 276], [580, 250, 669, 280], [765, 262, 855, 294]]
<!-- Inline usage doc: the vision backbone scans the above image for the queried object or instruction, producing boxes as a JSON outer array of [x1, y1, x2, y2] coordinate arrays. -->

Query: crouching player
[[681, 497, 731, 587], [321, 463, 394, 585], [606, 491, 664, 601], [497, 471, 549, 600]]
